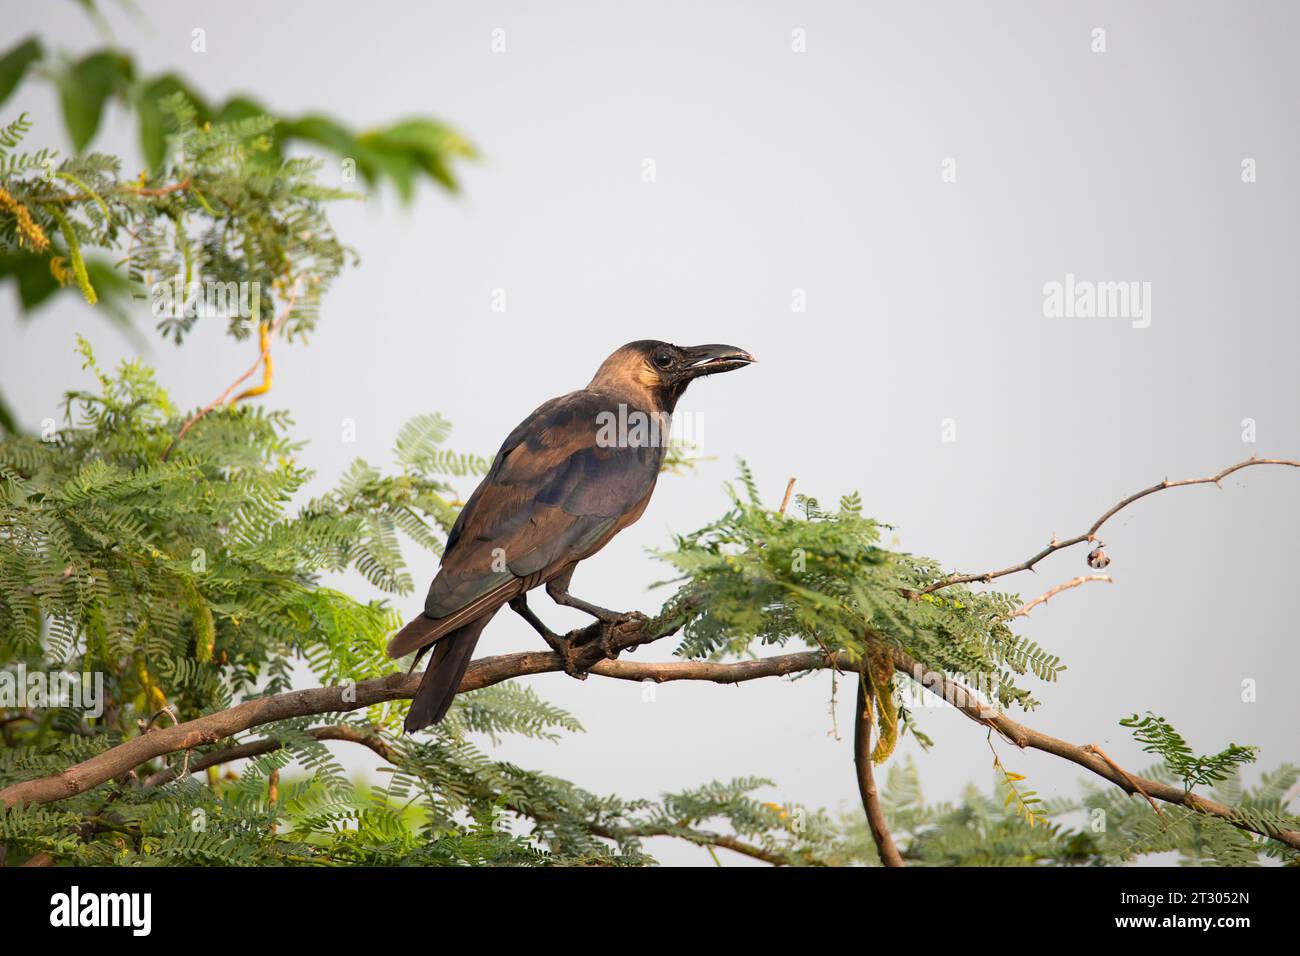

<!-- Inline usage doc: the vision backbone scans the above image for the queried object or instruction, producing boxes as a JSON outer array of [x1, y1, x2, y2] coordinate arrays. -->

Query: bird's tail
[[403, 610, 497, 733]]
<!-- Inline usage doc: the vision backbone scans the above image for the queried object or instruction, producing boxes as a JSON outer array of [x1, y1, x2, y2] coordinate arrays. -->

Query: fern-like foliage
[[1120, 711, 1259, 791], [655, 461, 1061, 722], [0, 97, 351, 338], [835, 757, 1298, 867]]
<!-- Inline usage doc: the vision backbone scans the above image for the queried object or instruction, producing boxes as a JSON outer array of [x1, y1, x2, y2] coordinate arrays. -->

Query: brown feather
[[404, 612, 496, 732], [385, 577, 521, 659]]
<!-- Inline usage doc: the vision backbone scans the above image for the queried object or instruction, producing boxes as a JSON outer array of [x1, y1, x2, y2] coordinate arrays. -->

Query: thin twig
[[1010, 574, 1113, 618], [161, 278, 301, 461], [32, 178, 191, 205], [912, 457, 1299, 597], [1084, 744, 1162, 815], [139, 724, 395, 788], [129, 178, 191, 198], [135, 721, 799, 865], [267, 768, 280, 834], [778, 477, 796, 516], [229, 322, 275, 404]]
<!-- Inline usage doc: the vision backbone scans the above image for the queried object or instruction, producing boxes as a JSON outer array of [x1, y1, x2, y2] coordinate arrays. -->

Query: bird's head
[[590, 340, 757, 410]]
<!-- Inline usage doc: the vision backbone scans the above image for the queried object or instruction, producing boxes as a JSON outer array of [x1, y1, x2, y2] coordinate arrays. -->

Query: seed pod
[[1087, 546, 1111, 569]]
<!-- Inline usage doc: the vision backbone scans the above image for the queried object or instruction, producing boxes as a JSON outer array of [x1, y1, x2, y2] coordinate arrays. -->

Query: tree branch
[[778, 476, 797, 516], [889, 647, 1300, 850], [912, 457, 1299, 596], [0, 616, 667, 809], [139, 724, 395, 788], [161, 277, 302, 461], [1010, 574, 1112, 618], [144, 717, 800, 865], [9, 630, 1291, 851], [32, 177, 191, 205], [580, 820, 795, 866], [853, 679, 905, 866], [122, 723, 800, 866]]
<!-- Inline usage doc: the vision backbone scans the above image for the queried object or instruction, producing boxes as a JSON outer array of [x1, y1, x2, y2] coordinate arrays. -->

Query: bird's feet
[[538, 627, 589, 681], [587, 610, 648, 660], [540, 628, 588, 680], [555, 637, 588, 681], [557, 612, 645, 676], [509, 595, 589, 680]]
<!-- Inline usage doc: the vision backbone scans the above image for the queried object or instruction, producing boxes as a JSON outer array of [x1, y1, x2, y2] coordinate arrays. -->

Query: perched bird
[[388, 340, 755, 732]]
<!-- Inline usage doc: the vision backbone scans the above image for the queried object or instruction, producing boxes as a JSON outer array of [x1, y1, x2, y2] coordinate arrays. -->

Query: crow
[[388, 340, 755, 731]]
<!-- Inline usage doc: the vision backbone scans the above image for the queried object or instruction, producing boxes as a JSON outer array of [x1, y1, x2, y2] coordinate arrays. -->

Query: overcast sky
[[4, 1, 1298, 864]]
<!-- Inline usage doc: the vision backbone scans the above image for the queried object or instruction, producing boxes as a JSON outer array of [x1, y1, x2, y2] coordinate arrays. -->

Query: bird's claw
[[610, 610, 648, 631], [547, 611, 647, 676], [544, 635, 587, 680], [597, 611, 646, 659], [618, 614, 647, 651]]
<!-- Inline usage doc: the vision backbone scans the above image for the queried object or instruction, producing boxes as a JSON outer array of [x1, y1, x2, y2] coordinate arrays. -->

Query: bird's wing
[[423, 390, 662, 619]]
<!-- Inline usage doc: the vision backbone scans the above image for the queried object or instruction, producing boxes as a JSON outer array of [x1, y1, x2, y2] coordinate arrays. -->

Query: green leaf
[[369, 149, 418, 200], [58, 51, 132, 152], [0, 251, 58, 310], [358, 117, 478, 194], [0, 389, 18, 435], [281, 114, 359, 158], [279, 113, 374, 184], [0, 37, 43, 107], [0, 253, 139, 334], [137, 73, 210, 170]]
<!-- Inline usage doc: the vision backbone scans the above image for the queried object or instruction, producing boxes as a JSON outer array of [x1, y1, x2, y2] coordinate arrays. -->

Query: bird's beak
[[681, 344, 757, 379]]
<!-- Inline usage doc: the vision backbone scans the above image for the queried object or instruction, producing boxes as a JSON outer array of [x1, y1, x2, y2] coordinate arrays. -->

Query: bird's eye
[[653, 351, 674, 370]]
